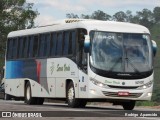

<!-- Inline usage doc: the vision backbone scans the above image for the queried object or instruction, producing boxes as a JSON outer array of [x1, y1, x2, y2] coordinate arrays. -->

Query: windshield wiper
[[125, 49, 141, 74], [108, 57, 122, 72], [125, 57, 141, 74]]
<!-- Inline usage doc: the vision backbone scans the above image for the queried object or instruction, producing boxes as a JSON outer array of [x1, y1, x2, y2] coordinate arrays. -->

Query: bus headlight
[[138, 81, 153, 89], [90, 78, 108, 88]]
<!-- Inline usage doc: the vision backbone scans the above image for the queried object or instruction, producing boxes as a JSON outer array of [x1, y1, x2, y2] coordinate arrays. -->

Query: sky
[[26, 0, 160, 26]]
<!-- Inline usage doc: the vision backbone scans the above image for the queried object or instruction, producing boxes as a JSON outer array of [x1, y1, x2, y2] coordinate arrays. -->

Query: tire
[[67, 82, 80, 108], [122, 101, 136, 110], [4, 93, 11, 100], [25, 82, 36, 105]]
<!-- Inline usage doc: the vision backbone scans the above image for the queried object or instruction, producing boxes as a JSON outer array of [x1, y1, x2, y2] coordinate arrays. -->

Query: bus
[[4, 19, 157, 110]]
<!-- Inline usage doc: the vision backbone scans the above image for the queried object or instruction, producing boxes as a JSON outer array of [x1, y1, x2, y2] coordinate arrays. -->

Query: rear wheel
[[25, 82, 36, 105], [122, 101, 136, 110]]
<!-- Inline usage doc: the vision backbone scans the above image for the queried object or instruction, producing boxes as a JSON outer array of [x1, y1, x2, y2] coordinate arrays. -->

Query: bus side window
[[12, 38, 18, 59], [46, 33, 51, 56], [7, 39, 13, 59], [39, 34, 48, 57], [18, 37, 24, 58], [72, 31, 76, 54], [56, 32, 63, 56], [63, 31, 69, 55], [50, 33, 57, 56], [24, 37, 29, 58], [33, 35, 39, 57], [28, 36, 34, 58], [68, 32, 73, 55]]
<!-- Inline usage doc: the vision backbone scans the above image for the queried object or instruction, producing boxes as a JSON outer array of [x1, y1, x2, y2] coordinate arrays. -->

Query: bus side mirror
[[152, 40, 157, 57], [84, 35, 90, 53]]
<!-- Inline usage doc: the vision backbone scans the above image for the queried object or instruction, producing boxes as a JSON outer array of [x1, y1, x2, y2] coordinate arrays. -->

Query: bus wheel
[[67, 82, 80, 108], [122, 101, 136, 110], [25, 82, 36, 105]]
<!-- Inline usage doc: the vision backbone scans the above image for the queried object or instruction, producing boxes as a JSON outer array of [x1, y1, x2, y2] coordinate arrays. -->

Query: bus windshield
[[90, 31, 152, 73]]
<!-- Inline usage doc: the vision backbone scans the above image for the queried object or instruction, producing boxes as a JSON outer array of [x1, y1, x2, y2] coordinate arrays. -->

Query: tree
[[153, 7, 160, 23], [136, 9, 154, 29], [0, 0, 38, 69], [112, 11, 127, 22], [90, 10, 111, 20], [66, 13, 79, 19]]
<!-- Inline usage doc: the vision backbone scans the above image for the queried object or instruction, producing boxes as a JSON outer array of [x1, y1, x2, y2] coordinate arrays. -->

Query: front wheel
[[122, 101, 136, 110], [67, 82, 80, 108]]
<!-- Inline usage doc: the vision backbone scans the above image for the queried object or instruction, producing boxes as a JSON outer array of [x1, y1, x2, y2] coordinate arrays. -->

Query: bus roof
[[8, 19, 150, 38]]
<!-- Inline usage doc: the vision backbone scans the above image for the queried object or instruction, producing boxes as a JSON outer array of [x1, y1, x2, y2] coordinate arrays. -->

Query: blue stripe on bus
[[6, 61, 24, 79]]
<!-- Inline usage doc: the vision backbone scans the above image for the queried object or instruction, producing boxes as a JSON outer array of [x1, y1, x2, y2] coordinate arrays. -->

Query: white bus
[[5, 19, 157, 110]]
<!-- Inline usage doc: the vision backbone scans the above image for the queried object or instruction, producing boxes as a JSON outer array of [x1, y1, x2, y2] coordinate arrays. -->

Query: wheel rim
[[26, 86, 31, 100], [68, 87, 74, 102]]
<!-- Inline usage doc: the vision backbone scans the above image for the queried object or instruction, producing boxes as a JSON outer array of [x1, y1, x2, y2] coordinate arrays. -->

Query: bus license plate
[[118, 92, 129, 96]]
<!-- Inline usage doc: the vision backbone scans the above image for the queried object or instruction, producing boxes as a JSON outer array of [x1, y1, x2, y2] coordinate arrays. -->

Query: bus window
[[33, 35, 39, 57], [12, 38, 18, 59], [50, 33, 57, 57], [18, 37, 24, 58], [56, 32, 63, 56], [46, 34, 51, 56], [39, 34, 47, 57], [28, 36, 34, 58], [24, 37, 29, 58], [72, 31, 76, 54], [63, 31, 69, 55], [7, 39, 13, 59], [68, 32, 72, 55]]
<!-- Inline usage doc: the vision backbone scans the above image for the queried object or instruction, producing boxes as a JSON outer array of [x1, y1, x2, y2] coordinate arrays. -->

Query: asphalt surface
[[0, 99, 159, 120]]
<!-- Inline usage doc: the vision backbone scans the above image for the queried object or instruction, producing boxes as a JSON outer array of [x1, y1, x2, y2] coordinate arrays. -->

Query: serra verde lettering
[[57, 64, 70, 72], [105, 80, 120, 85]]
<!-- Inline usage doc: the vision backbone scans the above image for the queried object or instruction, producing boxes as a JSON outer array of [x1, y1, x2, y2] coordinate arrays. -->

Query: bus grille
[[102, 91, 142, 98]]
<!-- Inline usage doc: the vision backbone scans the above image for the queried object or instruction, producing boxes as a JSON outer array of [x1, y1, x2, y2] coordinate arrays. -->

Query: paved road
[[0, 100, 159, 120]]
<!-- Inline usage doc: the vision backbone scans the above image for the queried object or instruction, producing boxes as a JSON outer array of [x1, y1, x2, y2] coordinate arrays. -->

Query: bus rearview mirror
[[84, 35, 90, 53], [152, 40, 157, 57]]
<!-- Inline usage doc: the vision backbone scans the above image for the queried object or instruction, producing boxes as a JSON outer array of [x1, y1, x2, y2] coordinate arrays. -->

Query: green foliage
[[136, 101, 156, 106], [0, 0, 38, 69]]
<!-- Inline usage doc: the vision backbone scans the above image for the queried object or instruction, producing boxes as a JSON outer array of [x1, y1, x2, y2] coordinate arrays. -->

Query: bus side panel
[[55, 78, 66, 97], [5, 79, 24, 97], [78, 70, 89, 98], [47, 78, 56, 97]]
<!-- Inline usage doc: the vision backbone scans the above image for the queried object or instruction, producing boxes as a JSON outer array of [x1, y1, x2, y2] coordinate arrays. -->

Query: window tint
[[56, 32, 63, 56], [39, 34, 47, 57], [50, 33, 57, 56], [63, 32, 69, 55], [28, 36, 34, 57], [33, 36, 39, 57], [7, 39, 13, 59], [12, 38, 18, 59], [68, 32, 72, 55], [24, 37, 29, 58], [46, 34, 51, 56], [72, 31, 76, 54], [18, 37, 24, 58]]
